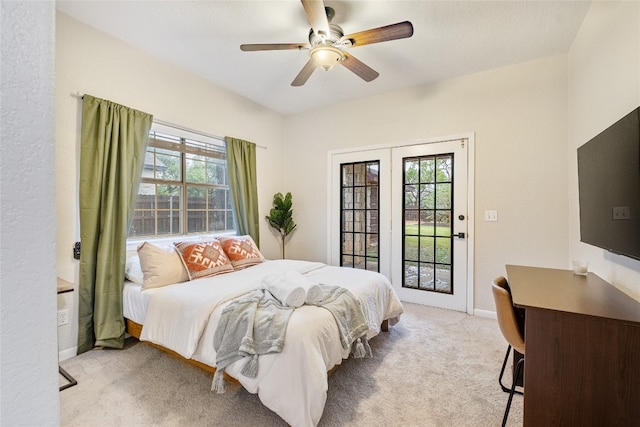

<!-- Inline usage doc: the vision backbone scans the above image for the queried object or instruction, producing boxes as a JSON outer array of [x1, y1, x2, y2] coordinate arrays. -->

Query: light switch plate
[[484, 210, 498, 222]]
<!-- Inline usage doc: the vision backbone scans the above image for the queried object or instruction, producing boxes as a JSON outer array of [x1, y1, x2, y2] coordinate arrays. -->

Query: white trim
[[59, 347, 77, 362], [474, 309, 497, 319], [465, 133, 476, 315], [152, 120, 267, 150], [326, 152, 333, 263], [327, 132, 476, 156], [126, 232, 236, 253], [152, 120, 224, 144]]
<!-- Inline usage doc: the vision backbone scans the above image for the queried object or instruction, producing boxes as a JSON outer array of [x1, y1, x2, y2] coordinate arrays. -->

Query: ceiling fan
[[240, 0, 414, 86]]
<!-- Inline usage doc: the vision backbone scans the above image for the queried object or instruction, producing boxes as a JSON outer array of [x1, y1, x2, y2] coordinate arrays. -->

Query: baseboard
[[59, 347, 77, 362], [474, 308, 497, 319]]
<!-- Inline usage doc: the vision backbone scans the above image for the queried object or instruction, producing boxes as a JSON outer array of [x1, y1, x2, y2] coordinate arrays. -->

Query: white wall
[[568, 0, 640, 301], [1, 1, 59, 425], [55, 12, 287, 357], [54, 1, 640, 360], [284, 55, 570, 312]]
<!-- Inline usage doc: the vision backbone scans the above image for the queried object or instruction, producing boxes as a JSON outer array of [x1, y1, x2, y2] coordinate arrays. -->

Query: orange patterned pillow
[[219, 235, 265, 270], [174, 239, 234, 280]]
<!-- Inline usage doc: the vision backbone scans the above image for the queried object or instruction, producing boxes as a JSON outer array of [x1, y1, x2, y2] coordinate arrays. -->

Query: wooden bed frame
[[125, 317, 389, 379], [125, 318, 227, 376]]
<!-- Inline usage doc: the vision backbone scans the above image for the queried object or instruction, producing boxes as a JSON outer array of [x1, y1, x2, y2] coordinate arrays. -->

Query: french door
[[391, 140, 469, 311], [329, 149, 391, 279], [329, 137, 472, 312]]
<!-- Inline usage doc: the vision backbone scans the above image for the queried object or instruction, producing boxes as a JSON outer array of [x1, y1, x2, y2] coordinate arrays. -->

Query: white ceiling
[[56, 0, 592, 116]]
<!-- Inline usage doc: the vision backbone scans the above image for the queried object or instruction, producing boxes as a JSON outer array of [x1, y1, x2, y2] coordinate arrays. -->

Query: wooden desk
[[506, 265, 640, 426]]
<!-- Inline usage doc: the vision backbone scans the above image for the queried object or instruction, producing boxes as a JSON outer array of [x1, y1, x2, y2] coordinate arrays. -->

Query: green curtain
[[77, 95, 153, 354], [225, 136, 260, 246]]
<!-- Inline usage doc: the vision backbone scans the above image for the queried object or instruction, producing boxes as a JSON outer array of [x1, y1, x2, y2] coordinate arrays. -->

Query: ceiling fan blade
[[341, 52, 379, 82], [341, 21, 414, 47], [241, 43, 309, 52], [291, 59, 317, 86], [301, 0, 330, 38]]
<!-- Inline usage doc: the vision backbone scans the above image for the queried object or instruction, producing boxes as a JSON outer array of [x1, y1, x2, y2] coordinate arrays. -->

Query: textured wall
[[567, 0, 640, 301], [1, 1, 59, 425], [284, 55, 570, 313]]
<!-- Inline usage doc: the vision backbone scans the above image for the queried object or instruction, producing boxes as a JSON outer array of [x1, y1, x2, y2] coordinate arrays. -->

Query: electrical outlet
[[57, 309, 69, 326], [612, 206, 630, 220]]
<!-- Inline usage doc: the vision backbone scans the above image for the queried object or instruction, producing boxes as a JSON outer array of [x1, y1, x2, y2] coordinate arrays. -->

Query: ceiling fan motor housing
[[309, 23, 345, 47]]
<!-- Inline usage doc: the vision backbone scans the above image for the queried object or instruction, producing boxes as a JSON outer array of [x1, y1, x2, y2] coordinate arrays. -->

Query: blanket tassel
[[353, 338, 366, 358], [211, 369, 226, 394], [362, 337, 372, 357], [352, 337, 372, 359], [241, 354, 259, 378]]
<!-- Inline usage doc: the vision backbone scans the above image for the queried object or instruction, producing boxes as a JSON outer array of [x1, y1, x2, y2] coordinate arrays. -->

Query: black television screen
[[577, 107, 640, 260]]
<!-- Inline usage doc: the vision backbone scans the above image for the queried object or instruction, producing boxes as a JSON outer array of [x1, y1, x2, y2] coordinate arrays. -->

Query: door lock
[[452, 232, 465, 239]]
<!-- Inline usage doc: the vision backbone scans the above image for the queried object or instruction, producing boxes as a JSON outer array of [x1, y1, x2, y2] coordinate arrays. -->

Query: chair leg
[[502, 357, 524, 427], [59, 365, 77, 391], [498, 345, 511, 393], [499, 345, 523, 395]]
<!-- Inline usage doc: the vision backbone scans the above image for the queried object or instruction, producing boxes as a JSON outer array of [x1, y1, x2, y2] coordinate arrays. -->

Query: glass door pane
[[402, 154, 454, 294], [340, 161, 380, 272]]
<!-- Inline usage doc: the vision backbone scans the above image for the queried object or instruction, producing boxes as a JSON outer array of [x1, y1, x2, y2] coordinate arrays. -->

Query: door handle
[[452, 232, 465, 239]]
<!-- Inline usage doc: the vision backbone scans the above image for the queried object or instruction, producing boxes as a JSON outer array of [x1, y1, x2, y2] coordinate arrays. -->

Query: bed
[[123, 238, 403, 427]]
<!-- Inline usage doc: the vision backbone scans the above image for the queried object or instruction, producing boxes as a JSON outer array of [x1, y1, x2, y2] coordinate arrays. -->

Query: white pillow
[[124, 255, 144, 284], [137, 242, 189, 290]]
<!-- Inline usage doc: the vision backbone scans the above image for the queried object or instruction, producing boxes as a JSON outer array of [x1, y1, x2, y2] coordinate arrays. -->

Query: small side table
[[57, 281, 77, 391]]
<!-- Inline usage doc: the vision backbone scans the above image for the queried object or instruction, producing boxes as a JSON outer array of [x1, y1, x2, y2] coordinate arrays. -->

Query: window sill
[[126, 232, 236, 253]]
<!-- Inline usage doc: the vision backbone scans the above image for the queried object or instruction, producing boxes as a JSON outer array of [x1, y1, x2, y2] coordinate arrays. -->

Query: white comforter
[[139, 260, 403, 427]]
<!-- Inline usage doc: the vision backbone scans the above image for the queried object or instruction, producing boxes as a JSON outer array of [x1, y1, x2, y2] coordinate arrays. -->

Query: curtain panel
[[77, 95, 153, 354], [225, 136, 260, 246]]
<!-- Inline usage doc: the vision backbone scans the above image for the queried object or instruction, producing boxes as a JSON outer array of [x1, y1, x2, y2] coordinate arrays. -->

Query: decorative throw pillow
[[219, 235, 265, 270], [137, 242, 189, 290], [174, 239, 234, 280], [124, 255, 144, 284]]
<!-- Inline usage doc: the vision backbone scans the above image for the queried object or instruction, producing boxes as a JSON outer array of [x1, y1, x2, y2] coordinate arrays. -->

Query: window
[[128, 125, 235, 238]]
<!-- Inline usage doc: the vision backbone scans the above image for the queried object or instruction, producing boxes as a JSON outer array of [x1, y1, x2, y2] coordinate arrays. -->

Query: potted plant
[[265, 192, 297, 259]]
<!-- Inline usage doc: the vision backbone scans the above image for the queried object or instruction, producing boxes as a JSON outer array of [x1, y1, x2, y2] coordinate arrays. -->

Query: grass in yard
[[404, 224, 451, 239], [404, 223, 451, 262]]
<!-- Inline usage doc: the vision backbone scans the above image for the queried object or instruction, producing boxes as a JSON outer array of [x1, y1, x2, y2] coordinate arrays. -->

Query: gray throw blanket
[[211, 284, 371, 393], [311, 285, 372, 359], [212, 289, 293, 393]]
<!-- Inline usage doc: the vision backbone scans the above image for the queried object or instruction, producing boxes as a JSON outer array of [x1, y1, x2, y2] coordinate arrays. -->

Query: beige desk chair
[[492, 276, 525, 427]]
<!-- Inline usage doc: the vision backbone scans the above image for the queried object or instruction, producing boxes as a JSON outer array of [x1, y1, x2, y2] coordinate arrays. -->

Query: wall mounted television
[[577, 106, 640, 261]]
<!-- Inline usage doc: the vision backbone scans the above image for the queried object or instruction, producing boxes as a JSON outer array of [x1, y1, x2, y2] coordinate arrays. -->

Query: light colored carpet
[[59, 303, 523, 426]]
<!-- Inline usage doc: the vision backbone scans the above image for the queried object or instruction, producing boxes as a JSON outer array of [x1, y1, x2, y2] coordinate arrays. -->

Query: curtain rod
[[71, 92, 266, 149]]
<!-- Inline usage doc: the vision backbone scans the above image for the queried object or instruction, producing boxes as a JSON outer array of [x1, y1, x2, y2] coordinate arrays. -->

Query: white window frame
[[127, 122, 235, 249]]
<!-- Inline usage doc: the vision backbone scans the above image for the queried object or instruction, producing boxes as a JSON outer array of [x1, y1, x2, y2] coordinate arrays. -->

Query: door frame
[[327, 132, 476, 314]]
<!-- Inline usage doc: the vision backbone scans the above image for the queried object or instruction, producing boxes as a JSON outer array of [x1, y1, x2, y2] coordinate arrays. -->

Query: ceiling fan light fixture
[[310, 46, 344, 71]]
